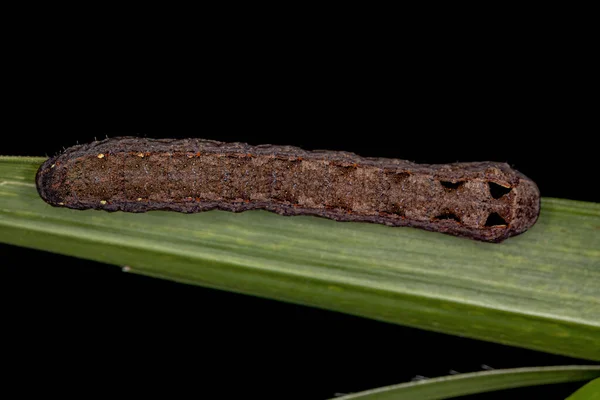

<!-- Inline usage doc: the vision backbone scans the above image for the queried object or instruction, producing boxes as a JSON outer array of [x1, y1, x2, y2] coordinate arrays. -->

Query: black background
[[2, 22, 598, 399]]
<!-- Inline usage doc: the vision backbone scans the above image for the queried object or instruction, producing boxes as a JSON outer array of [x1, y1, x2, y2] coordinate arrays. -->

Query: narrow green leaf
[[1, 157, 599, 360], [567, 377, 600, 400], [329, 366, 600, 400]]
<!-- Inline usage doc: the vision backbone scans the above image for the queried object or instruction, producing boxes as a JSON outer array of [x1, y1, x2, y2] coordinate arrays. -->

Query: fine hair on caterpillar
[[36, 137, 541, 242]]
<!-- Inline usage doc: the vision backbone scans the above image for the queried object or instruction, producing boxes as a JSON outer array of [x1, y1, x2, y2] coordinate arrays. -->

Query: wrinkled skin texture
[[36, 137, 540, 242]]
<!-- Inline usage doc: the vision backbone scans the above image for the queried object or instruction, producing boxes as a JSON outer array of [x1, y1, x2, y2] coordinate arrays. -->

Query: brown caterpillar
[[36, 137, 540, 242]]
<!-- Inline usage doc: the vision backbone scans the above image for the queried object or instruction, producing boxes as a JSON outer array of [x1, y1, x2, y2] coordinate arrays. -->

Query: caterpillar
[[36, 137, 540, 242]]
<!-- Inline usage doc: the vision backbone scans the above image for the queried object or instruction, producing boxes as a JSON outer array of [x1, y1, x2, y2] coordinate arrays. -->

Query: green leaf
[[328, 366, 600, 400], [567, 377, 600, 400], [1, 157, 599, 360]]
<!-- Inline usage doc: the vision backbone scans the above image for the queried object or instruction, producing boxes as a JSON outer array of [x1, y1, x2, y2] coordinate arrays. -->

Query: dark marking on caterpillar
[[35, 137, 541, 242]]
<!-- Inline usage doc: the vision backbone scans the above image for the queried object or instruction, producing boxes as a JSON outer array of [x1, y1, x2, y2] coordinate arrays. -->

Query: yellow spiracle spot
[[137, 152, 145, 158], [97, 154, 105, 159], [136, 197, 142, 201], [51, 164, 55, 168], [100, 200, 107, 205]]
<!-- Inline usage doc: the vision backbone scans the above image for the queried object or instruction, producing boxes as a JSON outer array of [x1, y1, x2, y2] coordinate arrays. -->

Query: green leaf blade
[[1, 157, 599, 360], [329, 366, 600, 400], [567, 377, 600, 400]]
